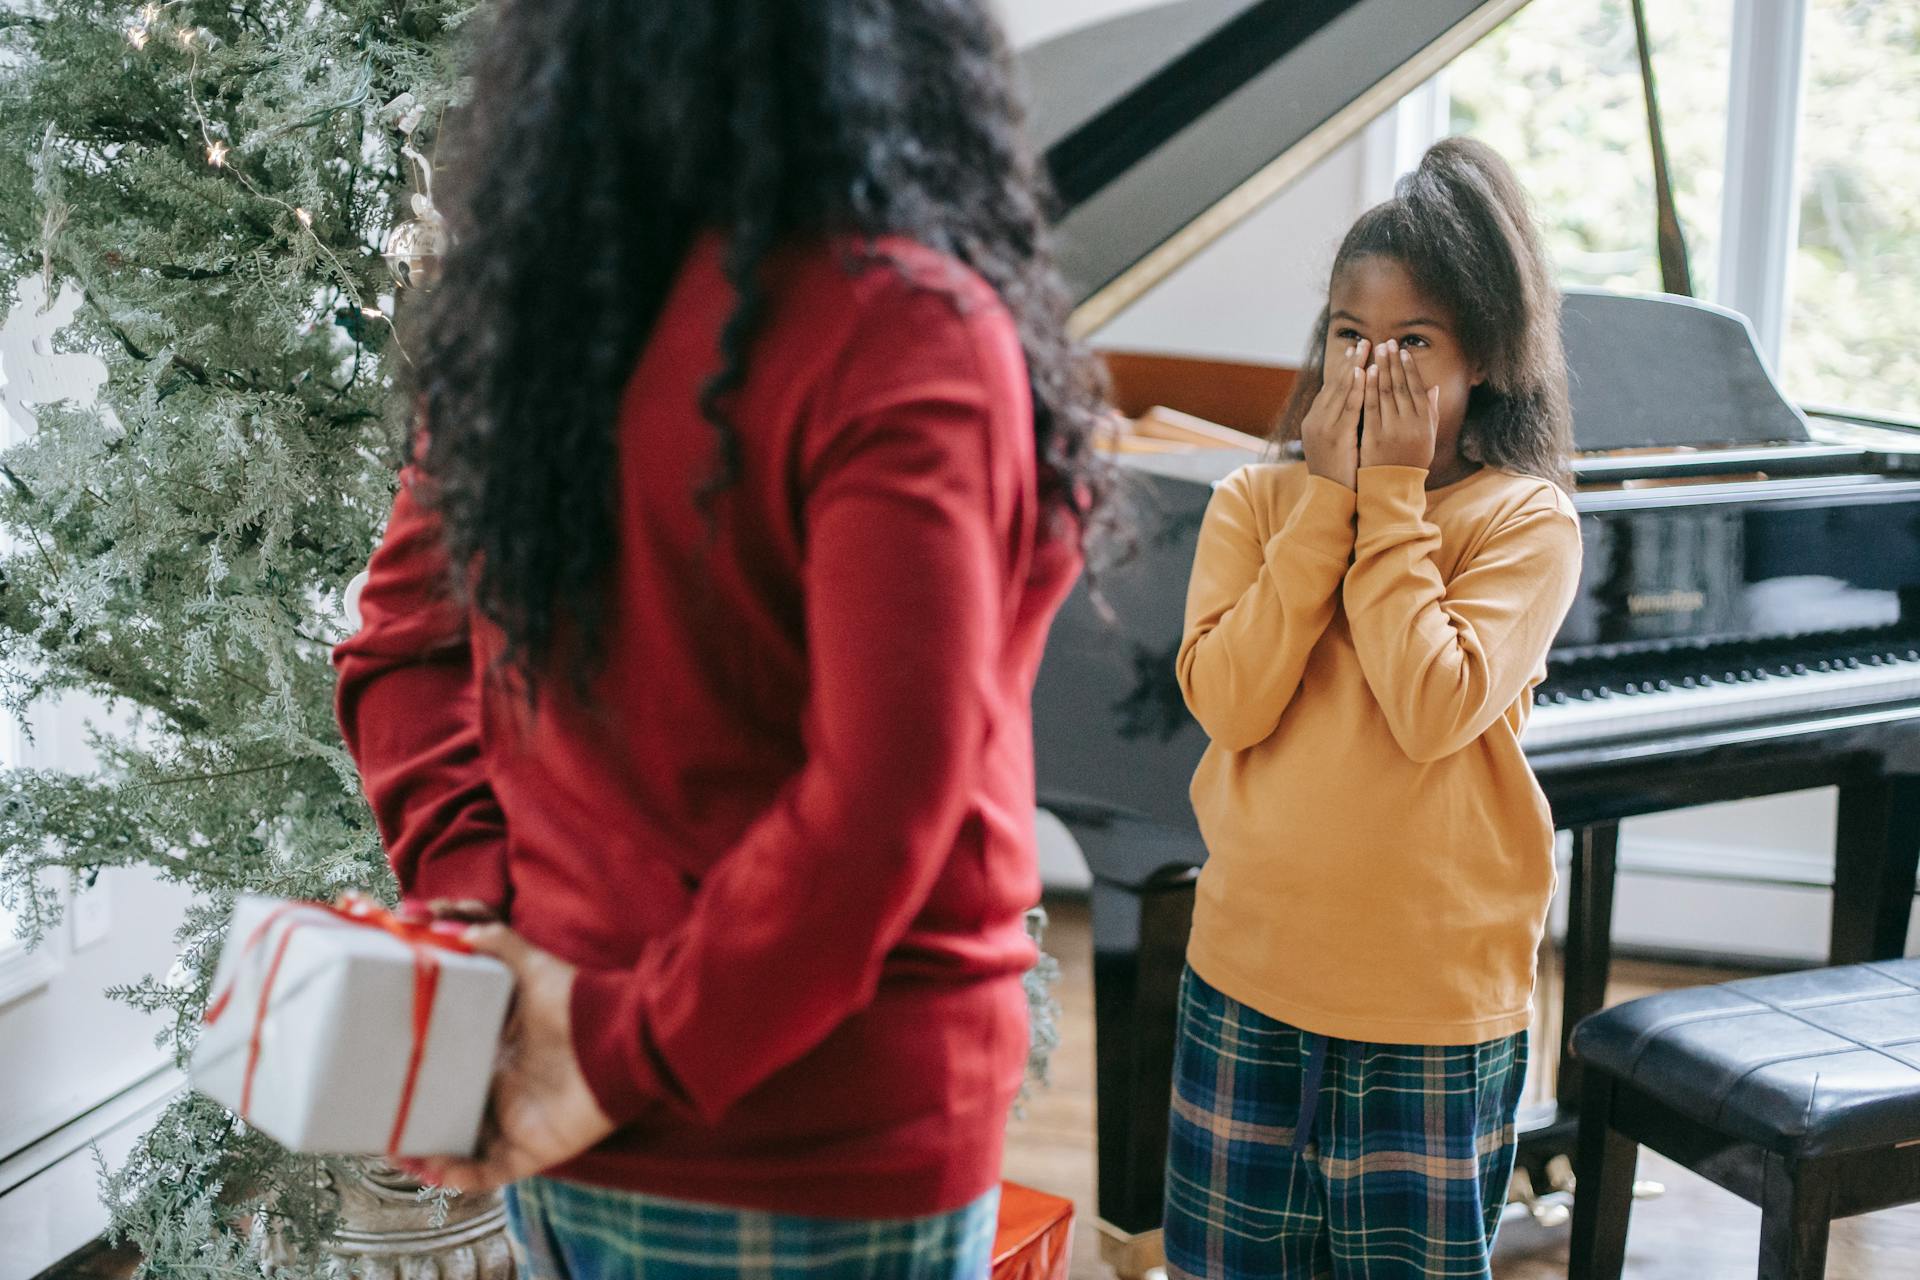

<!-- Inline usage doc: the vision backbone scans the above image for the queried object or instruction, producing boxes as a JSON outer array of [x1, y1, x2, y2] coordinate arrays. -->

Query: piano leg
[[1829, 775, 1920, 965], [1558, 822, 1621, 1110], [1090, 867, 1196, 1280], [1517, 822, 1620, 1184]]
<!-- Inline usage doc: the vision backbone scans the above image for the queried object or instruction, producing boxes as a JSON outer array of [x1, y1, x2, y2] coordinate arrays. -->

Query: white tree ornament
[[342, 569, 369, 632], [0, 275, 118, 434]]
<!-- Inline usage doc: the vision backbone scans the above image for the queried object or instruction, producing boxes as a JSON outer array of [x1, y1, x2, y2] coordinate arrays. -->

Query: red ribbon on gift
[[202, 892, 475, 1154]]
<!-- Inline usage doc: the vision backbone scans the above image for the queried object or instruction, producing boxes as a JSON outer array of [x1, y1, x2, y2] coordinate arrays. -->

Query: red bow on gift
[[202, 892, 476, 1155]]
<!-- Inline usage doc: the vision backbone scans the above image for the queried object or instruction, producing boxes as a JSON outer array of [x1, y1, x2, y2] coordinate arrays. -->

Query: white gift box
[[190, 894, 514, 1156]]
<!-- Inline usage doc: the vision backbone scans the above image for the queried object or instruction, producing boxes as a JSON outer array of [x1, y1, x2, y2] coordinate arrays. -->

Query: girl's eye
[[1333, 327, 1362, 343], [1400, 334, 1429, 349]]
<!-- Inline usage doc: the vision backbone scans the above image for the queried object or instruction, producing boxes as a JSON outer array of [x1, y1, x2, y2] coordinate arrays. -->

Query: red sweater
[[332, 235, 1079, 1217]]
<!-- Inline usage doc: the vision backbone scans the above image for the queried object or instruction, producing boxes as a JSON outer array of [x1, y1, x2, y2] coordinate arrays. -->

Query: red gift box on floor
[[993, 1181, 1074, 1280]]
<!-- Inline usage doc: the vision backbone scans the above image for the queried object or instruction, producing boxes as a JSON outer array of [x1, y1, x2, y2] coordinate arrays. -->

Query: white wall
[[1092, 140, 1368, 362], [0, 697, 188, 1155], [0, 695, 192, 1280], [0, 293, 195, 1240], [0, 222, 195, 1280]]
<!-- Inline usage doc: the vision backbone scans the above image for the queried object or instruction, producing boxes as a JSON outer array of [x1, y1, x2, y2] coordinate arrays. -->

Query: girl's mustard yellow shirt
[[1179, 462, 1582, 1044]]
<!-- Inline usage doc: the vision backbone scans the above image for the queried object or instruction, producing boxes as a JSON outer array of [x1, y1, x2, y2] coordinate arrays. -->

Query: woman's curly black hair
[[411, 0, 1112, 690]]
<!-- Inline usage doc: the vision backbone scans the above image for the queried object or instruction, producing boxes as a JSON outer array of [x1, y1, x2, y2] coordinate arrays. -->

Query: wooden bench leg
[[1569, 1072, 1635, 1280], [1758, 1154, 1836, 1280]]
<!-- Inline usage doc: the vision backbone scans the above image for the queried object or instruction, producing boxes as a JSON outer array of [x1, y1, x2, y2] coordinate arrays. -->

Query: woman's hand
[[395, 923, 618, 1194], [1359, 340, 1441, 472], [1301, 340, 1368, 490], [397, 898, 501, 926]]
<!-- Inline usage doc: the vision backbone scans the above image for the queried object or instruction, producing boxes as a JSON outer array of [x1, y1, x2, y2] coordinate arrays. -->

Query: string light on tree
[[117, 3, 382, 329], [117, 3, 373, 320]]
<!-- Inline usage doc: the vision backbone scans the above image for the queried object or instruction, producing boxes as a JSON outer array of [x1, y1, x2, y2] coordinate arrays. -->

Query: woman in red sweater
[[330, 1, 1110, 1275]]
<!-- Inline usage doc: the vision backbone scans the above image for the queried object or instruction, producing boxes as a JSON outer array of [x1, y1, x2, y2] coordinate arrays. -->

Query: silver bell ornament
[[382, 193, 446, 290]]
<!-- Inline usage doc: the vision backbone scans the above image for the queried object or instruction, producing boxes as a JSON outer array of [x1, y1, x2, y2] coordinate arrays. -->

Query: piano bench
[[1566, 959, 1920, 1279]]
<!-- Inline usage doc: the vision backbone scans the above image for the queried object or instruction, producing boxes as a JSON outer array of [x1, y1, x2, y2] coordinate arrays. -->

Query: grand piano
[[1022, 3, 1920, 1274]]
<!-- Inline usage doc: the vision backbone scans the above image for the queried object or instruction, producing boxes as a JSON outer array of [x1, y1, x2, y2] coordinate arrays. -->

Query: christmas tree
[[0, 1, 472, 1269]]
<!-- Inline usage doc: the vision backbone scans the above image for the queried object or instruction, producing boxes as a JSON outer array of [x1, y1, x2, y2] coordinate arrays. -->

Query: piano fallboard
[[1557, 474, 1920, 653]]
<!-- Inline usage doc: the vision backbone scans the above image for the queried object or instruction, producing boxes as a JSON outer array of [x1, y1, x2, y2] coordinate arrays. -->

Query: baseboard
[[1613, 834, 1835, 889], [1567, 831, 1920, 964], [0, 1068, 183, 1280]]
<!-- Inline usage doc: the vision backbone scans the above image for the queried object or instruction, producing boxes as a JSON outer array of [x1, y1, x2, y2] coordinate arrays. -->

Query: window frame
[[1716, 0, 1811, 373], [1362, 69, 1452, 207], [1398, 0, 1816, 382]]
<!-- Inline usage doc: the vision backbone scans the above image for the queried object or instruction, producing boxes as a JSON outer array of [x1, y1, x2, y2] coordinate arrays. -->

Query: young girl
[[1164, 137, 1582, 1280]]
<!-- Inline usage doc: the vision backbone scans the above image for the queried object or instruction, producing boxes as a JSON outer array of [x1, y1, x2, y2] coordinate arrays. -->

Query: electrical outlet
[[72, 874, 111, 951]]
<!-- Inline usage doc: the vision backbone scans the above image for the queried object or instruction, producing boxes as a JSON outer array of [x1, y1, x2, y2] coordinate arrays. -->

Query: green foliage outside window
[[1786, 0, 1920, 420], [1450, 0, 1920, 421], [1448, 0, 1731, 299]]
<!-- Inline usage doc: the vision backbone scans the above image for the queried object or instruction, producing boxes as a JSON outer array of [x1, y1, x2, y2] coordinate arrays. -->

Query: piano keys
[[1528, 636, 1920, 753]]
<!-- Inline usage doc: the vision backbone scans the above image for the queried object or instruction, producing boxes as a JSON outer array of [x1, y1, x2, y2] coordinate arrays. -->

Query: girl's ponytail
[[1278, 137, 1573, 487]]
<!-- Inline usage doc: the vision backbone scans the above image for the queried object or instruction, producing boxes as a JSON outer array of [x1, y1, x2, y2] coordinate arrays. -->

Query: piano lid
[[1022, 0, 1533, 334], [1562, 290, 1812, 452]]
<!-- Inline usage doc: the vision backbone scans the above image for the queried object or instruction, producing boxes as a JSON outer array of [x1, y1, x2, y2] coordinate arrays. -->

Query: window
[[1446, 0, 1733, 297], [1782, 0, 1920, 420], [1442, 0, 1919, 422]]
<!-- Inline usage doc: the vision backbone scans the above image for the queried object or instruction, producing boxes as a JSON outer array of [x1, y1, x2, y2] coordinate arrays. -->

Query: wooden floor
[[1002, 895, 1920, 1280]]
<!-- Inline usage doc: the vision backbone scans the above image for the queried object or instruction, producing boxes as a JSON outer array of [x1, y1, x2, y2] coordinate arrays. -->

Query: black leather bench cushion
[[1571, 959, 1920, 1159]]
